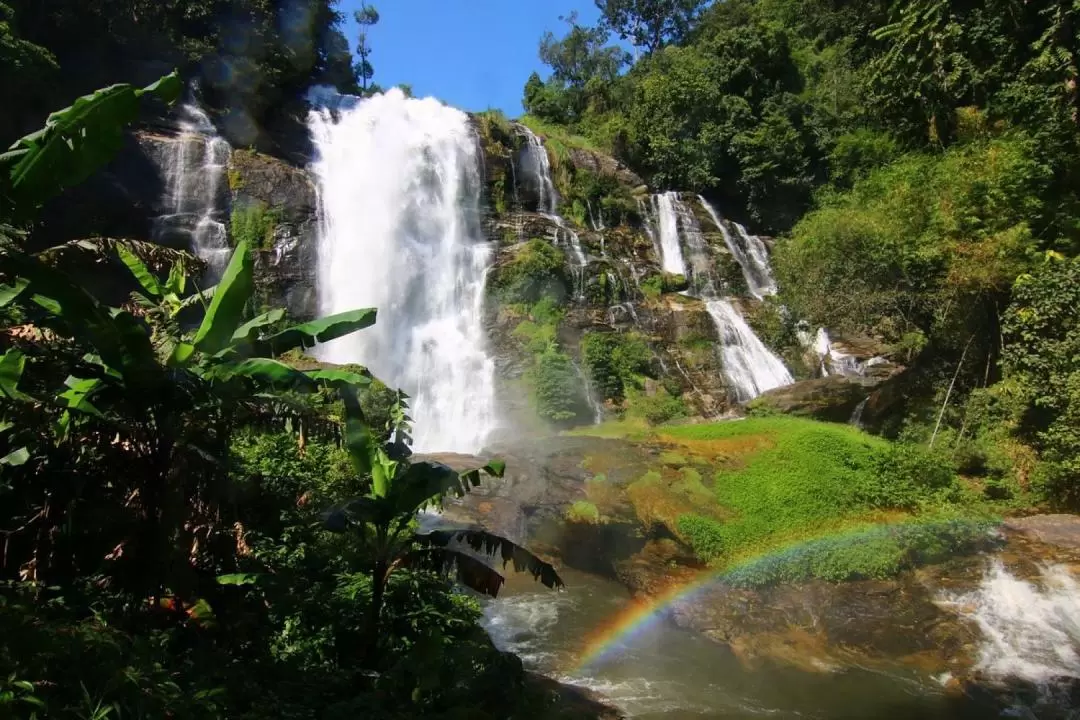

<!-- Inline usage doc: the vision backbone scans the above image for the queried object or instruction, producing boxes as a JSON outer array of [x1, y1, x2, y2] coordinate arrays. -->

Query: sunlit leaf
[[193, 241, 253, 353]]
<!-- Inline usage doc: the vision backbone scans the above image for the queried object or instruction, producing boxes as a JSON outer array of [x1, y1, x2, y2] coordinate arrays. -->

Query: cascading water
[[706, 299, 794, 401], [154, 101, 232, 273], [308, 88, 497, 453], [941, 560, 1080, 707], [519, 127, 558, 215], [652, 193, 688, 276], [697, 196, 778, 299], [517, 126, 589, 302], [649, 192, 792, 400]]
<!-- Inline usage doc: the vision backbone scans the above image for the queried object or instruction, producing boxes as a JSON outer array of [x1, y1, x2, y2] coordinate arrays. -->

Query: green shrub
[[678, 514, 726, 561], [855, 443, 959, 510], [491, 239, 568, 304], [627, 386, 687, 425], [230, 201, 278, 250], [581, 330, 651, 400], [527, 346, 587, 424]]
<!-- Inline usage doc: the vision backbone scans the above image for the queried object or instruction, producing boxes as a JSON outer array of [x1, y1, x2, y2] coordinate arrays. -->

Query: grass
[[518, 114, 601, 155], [648, 417, 919, 566], [721, 518, 1000, 586], [570, 416, 1004, 581]]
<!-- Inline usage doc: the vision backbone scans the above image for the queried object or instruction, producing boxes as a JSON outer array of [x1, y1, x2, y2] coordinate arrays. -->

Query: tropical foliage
[[0, 75, 567, 718], [526, 0, 1080, 507]]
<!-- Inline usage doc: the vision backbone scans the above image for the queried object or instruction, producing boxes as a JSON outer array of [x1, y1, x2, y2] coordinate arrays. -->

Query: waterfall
[[849, 397, 869, 428], [813, 327, 880, 377], [650, 192, 792, 401], [697, 196, 777, 299], [308, 88, 497, 454], [517, 126, 589, 303], [154, 101, 231, 273], [653, 192, 688, 276], [519, 127, 558, 215], [706, 300, 794, 402], [943, 560, 1080, 694]]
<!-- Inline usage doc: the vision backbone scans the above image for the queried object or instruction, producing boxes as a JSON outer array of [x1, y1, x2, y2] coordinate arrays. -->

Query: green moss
[[625, 386, 688, 425], [581, 330, 651, 401], [230, 201, 279, 250], [490, 239, 568, 304], [677, 514, 727, 560], [566, 500, 601, 524], [659, 451, 688, 466]]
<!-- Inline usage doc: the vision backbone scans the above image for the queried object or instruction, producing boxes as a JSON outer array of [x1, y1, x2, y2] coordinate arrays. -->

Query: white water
[[519, 126, 558, 215], [944, 560, 1080, 687], [697, 196, 777, 299], [517, 126, 589, 303], [649, 193, 792, 401], [706, 299, 795, 402], [308, 88, 497, 453], [653, 193, 688, 276], [154, 101, 231, 273]]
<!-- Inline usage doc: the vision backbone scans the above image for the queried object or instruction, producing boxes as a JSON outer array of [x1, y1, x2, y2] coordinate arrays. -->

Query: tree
[[0, 2, 57, 144], [596, 0, 704, 55], [534, 12, 630, 122], [354, 4, 379, 94], [1002, 255, 1080, 505], [322, 387, 562, 660], [540, 12, 628, 90]]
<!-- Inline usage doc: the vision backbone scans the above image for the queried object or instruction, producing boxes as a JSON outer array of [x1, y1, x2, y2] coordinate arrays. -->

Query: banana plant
[[0, 237, 382, 594], [322, 386, 563, 661], [0, 73, 182, 222]]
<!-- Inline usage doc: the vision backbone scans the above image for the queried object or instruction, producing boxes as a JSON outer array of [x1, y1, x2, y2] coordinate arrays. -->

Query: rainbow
[[571, 518, 996, 671], [574, 568, 723, 671]]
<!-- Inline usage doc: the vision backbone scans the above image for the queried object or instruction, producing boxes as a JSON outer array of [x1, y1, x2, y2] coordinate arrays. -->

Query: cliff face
[[51, 103, 897, 430]]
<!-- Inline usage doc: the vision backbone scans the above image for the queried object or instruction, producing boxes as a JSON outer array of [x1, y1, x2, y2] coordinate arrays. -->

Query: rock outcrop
[[228, 148, 321, 320]]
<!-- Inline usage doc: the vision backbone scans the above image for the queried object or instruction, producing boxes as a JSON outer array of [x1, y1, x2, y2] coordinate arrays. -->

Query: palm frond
[[415, 528, 564, 590], [36, 237, 203, 275], [399, 547, 506, 597]]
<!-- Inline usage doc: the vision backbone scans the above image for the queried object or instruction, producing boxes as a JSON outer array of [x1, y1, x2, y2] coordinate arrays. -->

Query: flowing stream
[[307, 89, 497, 453], [484, 568, 1017, 719]]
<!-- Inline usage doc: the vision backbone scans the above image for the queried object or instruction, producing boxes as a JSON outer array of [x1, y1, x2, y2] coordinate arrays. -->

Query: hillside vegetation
[[527, 0, 1080, 509]]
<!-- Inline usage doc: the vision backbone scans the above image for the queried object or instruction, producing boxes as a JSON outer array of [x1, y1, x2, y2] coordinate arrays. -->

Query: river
[[483, 567, 1060, 719]]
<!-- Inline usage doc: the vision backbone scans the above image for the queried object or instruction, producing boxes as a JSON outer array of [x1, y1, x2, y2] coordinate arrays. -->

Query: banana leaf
[[193, 241, 253, 354]]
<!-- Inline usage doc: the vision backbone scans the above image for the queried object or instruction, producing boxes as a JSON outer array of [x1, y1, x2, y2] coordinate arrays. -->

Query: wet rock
[[228, 148, 321, 320], [29, 130, 171, 251], [1002, 515, 1080, 550], [566, 147, 645, 191], [751, 375, 884, 423]]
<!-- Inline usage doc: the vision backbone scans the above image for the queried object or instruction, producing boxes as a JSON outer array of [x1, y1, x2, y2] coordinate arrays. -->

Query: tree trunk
[[365, 560, 388, 666]]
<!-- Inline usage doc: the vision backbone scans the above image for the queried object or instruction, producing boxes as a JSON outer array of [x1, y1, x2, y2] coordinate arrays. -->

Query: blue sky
[[338, 0, 601, 116]]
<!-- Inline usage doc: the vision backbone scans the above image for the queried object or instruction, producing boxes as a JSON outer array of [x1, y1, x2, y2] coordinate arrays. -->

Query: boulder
[[752, 375, 885, 423], [228, 149, 321, 321], [566, 147, 645, 190]]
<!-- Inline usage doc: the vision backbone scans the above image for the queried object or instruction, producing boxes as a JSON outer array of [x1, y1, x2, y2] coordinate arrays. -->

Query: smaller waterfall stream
[[698, 196, 777, 299], [706, 299, 794, 402], [154, 101, 232, 273], [653, 193, 688, 277], [517, 125, 601, 421], [518, 126, 589, 303], [649, 192, 793, 401]]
